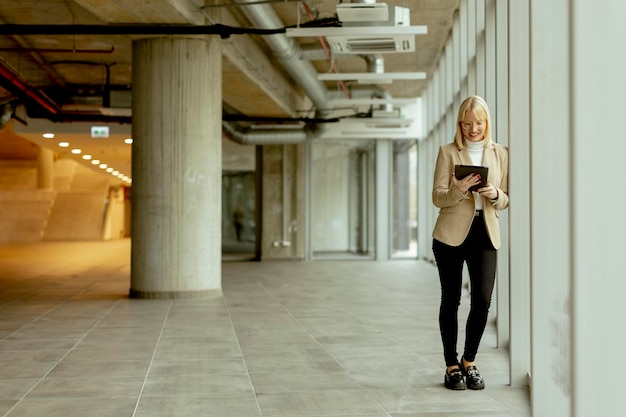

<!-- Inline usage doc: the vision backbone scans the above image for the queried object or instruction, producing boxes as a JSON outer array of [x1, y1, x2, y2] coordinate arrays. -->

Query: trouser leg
[[433, 238, 464, 367], [463, 219, 497, 362]]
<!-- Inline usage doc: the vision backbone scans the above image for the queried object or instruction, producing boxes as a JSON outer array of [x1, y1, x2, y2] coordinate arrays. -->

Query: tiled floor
[[0, 239, 530, 417]]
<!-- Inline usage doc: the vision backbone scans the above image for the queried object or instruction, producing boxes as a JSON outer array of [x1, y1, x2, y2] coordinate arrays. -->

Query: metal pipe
[[234, 0, 331, 112], [0, 62, 58, 116], [0, 23, 285, 37], [0, 47, 115, 53], [222, 120, 327, 145]]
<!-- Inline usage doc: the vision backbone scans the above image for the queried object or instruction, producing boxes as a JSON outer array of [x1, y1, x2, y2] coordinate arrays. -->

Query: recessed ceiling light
[[58, 142, 69, 147], [82, 154, 92, 160], [124, 138, 133, 144], [106, 167, 114, 172], [112, 170, 119, 176], [43, 133, 54, 138], [99, 163, 108, 169], [71, 149, 82, 154], [91, 159, 100, 165]]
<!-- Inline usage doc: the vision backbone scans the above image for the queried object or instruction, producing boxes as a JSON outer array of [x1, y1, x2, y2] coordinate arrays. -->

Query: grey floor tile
[[134, 395, 262, 417], [154, 338, 242, 360], [249, 372, 363, 394], [0, 401, 19, 416], [368, 388, 508, 414], [256, 390, 388, 417], [347, 368, 444, 390], [0, 361, 58, 379], [62, 346, 156, 362], [47, 359, 151, 378], [235, 326, 318, 345], [321, 343, 419, 359], [141, 374, 254, 397], [27, 376, 144, 399], [148, 358, 248, 376], [0, 379, 39, 400], [0, 242, 531, 417], [0, 339, 77, 352], [484, 386, 531, 412], [5, 397, 137, 417], [391, 412, 528, 417], [243, 351, 344, 374]]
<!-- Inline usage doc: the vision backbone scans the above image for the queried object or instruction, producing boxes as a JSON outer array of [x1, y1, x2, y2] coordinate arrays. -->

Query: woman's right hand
[[452, 173, 481, 194]]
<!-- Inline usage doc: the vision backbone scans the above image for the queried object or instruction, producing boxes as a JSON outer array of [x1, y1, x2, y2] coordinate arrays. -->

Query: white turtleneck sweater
[[465, 139, 485, 210]]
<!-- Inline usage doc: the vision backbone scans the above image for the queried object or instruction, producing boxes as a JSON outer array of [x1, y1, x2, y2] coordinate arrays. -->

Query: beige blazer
[[432, 142, 509, 249]]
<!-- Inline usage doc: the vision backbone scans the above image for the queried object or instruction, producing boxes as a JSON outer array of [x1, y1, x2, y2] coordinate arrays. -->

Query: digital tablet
[[454, 165, 488, 192]]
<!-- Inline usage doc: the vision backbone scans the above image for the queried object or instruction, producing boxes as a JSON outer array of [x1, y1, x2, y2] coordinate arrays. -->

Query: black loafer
[[444, 367, 466, 390], [460, 358, 485, 390]]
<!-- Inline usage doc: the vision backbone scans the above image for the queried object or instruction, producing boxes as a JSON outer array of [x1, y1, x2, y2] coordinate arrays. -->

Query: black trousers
[[432, 213, 497, 367]]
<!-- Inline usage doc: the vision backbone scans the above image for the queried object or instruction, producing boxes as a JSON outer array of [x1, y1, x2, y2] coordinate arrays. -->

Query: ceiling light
[[43, 133, 54, 138], [112, 171, 119, 176], [91, 159, 100, 165], [124, 138, 133, 144], [71, 149, 82, 154], [58, 142, 69, 147], [106, 167, 114, 172], [82, 154, 92, 160], [99, 163, 108, 169]]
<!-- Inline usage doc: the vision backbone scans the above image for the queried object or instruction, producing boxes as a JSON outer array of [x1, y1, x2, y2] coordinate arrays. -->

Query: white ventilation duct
[[223, 120, 328, 145], [233, 0, 330, 111], [221, 1, 335, 144]]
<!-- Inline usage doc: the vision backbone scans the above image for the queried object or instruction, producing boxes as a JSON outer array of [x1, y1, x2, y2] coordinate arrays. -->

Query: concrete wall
[[260, 144, 306, 260], [311, 144, 351, 252]]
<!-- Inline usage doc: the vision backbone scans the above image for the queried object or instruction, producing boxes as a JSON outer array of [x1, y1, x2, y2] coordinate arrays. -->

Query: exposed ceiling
[[0, 0, 459, 185]]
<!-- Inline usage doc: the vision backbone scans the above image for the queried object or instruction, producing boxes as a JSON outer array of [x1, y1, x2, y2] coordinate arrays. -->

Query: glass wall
[[392, 140, 418, 258], [311, 140, 376, 259]]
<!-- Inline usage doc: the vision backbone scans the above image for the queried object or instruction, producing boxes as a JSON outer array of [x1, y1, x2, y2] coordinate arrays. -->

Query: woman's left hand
[[478, 181, 499, 200]]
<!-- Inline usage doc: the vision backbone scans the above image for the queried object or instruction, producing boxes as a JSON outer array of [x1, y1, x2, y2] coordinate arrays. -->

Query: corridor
[[0, 240, 530, 416]]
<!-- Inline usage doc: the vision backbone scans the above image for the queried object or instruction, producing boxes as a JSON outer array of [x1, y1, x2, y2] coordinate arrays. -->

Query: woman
[[431, 95, 509, 390]]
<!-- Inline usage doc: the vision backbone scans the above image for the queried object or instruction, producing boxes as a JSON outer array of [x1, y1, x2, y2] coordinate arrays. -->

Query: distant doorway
[[222, 171, 256, 260]]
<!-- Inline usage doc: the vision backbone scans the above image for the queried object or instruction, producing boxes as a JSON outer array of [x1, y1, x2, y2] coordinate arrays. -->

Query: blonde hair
[[454, 95, 493, 149]]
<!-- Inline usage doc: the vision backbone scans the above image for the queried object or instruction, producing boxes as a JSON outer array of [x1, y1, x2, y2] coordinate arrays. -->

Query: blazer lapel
[[481, 143, 496, 167], [481, 143, 497, 182], [457, 148, 473, 165]]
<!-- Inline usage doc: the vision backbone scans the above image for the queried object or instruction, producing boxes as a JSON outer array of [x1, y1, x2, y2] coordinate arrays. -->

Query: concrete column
[[37, 146, 54, 189], [130, 36, 222, 299], [507, 0, 531, 388], [530, 0, 571, 414], [571, 1, 626, 416], [375, 139, 391, 260]]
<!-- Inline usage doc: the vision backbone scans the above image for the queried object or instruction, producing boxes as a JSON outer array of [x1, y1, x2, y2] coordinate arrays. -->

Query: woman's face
[[460, 110, 486, 142]]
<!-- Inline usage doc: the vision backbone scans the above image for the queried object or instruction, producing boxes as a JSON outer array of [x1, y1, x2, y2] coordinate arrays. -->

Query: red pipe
[[0, 46, 115, 54], [0, 62, 59, 115]]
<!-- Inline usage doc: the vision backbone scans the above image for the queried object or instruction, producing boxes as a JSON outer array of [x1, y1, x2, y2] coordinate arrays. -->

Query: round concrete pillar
[[37, 146, 54, 189], [130, 36, 222, 299]]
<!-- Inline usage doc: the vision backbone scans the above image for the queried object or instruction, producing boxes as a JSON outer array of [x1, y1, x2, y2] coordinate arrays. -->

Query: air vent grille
[[327, 35, 415, 54]]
